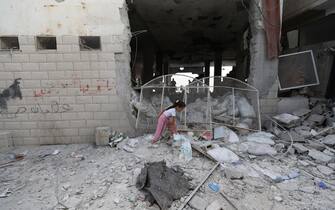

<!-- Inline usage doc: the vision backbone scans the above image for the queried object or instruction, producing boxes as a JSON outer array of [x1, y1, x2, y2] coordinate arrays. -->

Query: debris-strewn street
[[1, 133, 334, 210]]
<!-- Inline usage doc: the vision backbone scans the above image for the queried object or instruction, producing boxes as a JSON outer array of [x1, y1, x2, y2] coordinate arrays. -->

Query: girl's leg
[[152, 115, 168, 143]]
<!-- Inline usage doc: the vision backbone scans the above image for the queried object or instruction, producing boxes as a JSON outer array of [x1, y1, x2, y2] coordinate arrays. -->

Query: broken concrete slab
[[273, 113, 300, 128], [277, 96, 309, 114], [311, 103, 326, 115], [317, 165, 334, 176], [294, 126, 311, 137], [246, 132, 275, 145], [241, 142, 277, 156], [207, 147, 239, 163], [292, 108, 311, 117], [293, 143, 309, 154], [307, 114, 326, 126], [206, 200, 225, 210], [308, 149, 333, 163], [279, 131, 306, 143], [307, 140, 326, 151], [189, 195, 208, 210], [322, 135, 335, 146], [213, 126, 239, 143], [224, 166, 244, 179]]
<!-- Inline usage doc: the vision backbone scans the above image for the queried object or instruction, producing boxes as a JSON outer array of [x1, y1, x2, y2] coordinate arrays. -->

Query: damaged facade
[[0, 1, 334, 145]]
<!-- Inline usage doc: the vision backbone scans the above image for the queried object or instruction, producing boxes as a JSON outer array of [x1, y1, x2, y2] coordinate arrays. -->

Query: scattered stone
[[299, 186, 316, 194], [224, 167, 243, 179], [307, 114, 326, 126], [114, 197, 120, 204], [293, 143, 309, 154], [189, 195, 208, 210], [206, 200, 224, 210], [127, 138, 139, 148], [317, 165, 334, 176], [298, 160, 310, 167], [274, 196, 283, 202], [308, 149, 332, 163], [279, 131, 305, 143], [323, 149, 334, 156], [327, 163, 335, 170], [273, 113, 300, 128], [213, 126, 239, 143], [308, 140, 326, 151], [246, 132, 275, 145], [294, 126, 311, 137], [311, 103, 326, 115], [241, 142, 277, 156], [274, 143, 285, 152], [207, 146, 239, 163], [277, 96, 309, 114], [123, 145, 134, 153], [322, 135, 335, 146]]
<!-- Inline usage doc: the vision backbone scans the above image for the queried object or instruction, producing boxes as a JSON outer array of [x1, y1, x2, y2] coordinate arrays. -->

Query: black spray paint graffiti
[[0, 78, 22, 110], [0, 101, 73, 119]]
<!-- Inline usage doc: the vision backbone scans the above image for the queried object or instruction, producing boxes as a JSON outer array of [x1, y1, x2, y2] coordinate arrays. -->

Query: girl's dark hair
[[165, 100, 186, 111]]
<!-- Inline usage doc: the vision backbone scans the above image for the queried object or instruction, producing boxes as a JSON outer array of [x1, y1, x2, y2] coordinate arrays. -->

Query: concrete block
[[12, 54, 29, 62], [0, 131, 13, 148], [85, 104, 101, 111], [101, 104, 118, 111], [87, 120, 102, 127], [30, 54, 47, 62], [22, 63, 39, 71], [14, 72, 32, 79], [81, 71, 99, 79], [74, 62, 90, 70], [48, 71, 65, 79], [24, 137, 40, 145], [94, 112, 111, 120], [308, 149, 332, 163], [0, 72, 14, 79], [100, 70, 116, 78], [61, 113, 78, 120], [95, 127, 112, 146], [46, 54, 63, 62], [54, 121, 70, 128], [4, 63, 22, 71], [62, 36, 79, 44], [79, 128, 94, 136], [0, 54, 12, 62], [57, 62, 73, 70], [39, 63, 57, 71], [92, 96, 109, 103], [59, 96, 76, 104], [20, 45, 36, 53], [31, 72, 48, 79], [76, 96, 92, 104], [70, 120, 86, 128], [63, 53, 81, 61], [22, 80, 41, 88], [98, 53, 114, 61], [18, 35, 35, 45], [57, 44, 72, 52], [76, 112, 93, 120], [91, 61, 108, 70]]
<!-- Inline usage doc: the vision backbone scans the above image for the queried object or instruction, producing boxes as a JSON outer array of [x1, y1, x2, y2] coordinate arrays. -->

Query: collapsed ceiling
[[127, 0, 249, 62]]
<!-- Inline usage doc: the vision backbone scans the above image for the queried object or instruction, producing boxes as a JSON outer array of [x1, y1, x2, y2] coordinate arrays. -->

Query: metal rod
[[219, 191, 238, 210], [177, 162, 220, 210]]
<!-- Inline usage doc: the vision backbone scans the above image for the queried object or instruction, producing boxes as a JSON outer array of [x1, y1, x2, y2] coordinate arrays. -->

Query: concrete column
[[248, 0, 279, 115], [163, 61, 169, 75], [214, 51, 222, 76], [156, 53, 163, 76], [204, 60, 210, 77]]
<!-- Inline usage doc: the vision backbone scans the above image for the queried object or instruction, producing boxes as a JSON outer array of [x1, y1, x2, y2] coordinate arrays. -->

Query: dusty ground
[[0, 135, 335, 210]]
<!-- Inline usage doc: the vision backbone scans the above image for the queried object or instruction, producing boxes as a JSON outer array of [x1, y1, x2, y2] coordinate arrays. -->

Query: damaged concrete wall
[[0, 0, 134, 145], [248, 0, 279, 115]]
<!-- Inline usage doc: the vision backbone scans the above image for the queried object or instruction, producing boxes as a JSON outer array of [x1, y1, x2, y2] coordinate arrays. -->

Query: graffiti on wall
[[0, 101, 73, 119], [0, 78, 22, 110]]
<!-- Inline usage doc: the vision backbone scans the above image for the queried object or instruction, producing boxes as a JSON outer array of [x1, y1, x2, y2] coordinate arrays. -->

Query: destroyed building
[[1, 0, 335, 209]]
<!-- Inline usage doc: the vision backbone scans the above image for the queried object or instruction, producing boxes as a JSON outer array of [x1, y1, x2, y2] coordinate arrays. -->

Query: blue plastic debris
[[208, 182, 220, 192], [317, 181, 328, 189]]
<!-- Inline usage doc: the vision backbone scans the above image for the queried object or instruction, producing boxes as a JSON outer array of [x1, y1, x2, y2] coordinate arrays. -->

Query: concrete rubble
[[1, 97, 335, 210]]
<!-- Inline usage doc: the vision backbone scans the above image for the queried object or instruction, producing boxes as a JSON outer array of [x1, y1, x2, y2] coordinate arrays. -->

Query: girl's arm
[[168, 117, 177, 134]]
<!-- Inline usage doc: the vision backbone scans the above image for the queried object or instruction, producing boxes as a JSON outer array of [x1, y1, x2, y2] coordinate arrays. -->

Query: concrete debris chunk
[[322, 135, 335, 146], [292, 108, 312, 117], [307, 140, 326, 151], [279, 131, 305, 143], [224, 166, 244, 179], [189, 195, 208, 210], [308, 149, 332, 163], [123, 145, 134, 153], [127, 138, 139, 148], [241, 142, 277, 156], [307, 114, 326, 125], [206, 200, 225, 210], [277, 96, 309, 114], [207, 147, 239, 163], [95, 127, 112, 146], [213, 126, 239, 143], [293, 143, 309, 154], [317, 165, 334, 176], [246, 131, 275, 145], [273, 113, 300, 127]]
